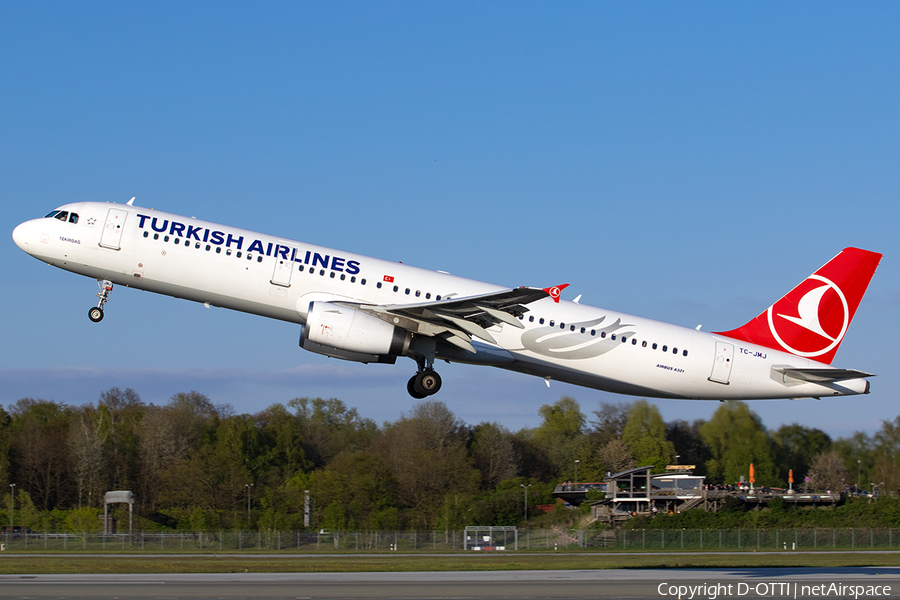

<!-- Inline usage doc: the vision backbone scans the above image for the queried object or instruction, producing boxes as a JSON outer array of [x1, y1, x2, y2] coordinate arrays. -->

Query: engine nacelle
[[299, 301, 409, 364]]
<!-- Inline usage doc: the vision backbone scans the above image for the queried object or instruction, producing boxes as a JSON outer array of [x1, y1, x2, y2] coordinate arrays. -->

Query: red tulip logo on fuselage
[[766, 274, 849, 358]]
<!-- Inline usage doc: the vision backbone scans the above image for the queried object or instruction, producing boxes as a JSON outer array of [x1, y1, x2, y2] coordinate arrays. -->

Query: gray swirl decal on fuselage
[[519, 316, 636, 360]]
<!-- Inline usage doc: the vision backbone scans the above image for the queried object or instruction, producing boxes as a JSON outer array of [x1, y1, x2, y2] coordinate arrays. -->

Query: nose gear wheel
[[89, 280, 113, 323]]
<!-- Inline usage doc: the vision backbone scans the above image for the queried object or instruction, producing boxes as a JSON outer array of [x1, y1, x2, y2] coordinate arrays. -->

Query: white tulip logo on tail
[[767, 274, 849, 359]]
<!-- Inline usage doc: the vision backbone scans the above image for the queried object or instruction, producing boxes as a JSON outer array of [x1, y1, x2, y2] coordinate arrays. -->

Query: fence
[[1, 528, 898, 552]]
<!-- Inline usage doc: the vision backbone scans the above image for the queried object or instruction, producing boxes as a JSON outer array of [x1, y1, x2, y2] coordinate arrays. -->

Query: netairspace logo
[[657, 582, 893, 599]]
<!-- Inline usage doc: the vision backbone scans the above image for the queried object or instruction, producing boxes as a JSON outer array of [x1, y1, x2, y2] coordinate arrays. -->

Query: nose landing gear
[[88, 280, 113, 322]]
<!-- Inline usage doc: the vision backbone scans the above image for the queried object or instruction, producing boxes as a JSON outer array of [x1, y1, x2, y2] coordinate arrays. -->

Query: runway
[[2, 568, 900, 599]]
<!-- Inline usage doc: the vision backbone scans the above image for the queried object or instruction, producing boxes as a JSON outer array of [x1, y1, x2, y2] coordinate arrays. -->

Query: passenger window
[[216, 247, 221, 254], [68, 213, 78, 223], [361, 279, 367, 285], [580, 327, 585, 333], [642, 341, 647, 348], [393, 285, 399, 292], [652, 343, 658, 350], [299, 265, 304, 271], [341, 274, 346, 280], [436, 295, 442, 300], [529, 316, 535, 322], [662, 345, 668, 352], [405, 288, 410, 295], [590, 330, 595, 336], [549, 320, 555, 327], [672, 347, 678, 354], [330, 271, 335, 278], [539, 318, 545, 324], [351, 276, 356, 283], [320, 269, 325, 275], [560, 323, 565, 329], [377, 282, 382, 289], [683, 350, 688, 357], [601, 332, 606, 338], [206, 245, 211, 251], [237, 251, 242, 258], [164, 235, 170, 242], [611, 334, 616, 340], [632, 338, 637, 345], [174, 238, 180, 245], [143, 231, 149, 238], [415, 290, 420, 297], [425, 293, 431, 299], [196, 243, 201, 249], [621, 337, 627, 343]]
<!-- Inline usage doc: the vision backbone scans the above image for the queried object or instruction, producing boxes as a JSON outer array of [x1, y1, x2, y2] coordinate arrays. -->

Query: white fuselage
[[13, 201, 870, 400]]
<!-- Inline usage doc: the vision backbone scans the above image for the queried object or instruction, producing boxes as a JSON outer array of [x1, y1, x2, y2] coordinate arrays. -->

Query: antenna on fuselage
[[126, 197, 135, 206]]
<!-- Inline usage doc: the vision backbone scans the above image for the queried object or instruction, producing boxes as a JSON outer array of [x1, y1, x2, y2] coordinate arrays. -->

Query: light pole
[[245, 483, 253, 527], [8, 484, 15, 530], [574, 460, 580, 487], [857, 460, 861, 492], [520, 483, 532, 521], [675, 455, 681, 465]]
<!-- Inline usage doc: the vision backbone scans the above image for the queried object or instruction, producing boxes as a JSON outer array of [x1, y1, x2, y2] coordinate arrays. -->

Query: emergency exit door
[[99, 209, 127, 250], [271, 243, 294, 287], [708, 341, 734, 385]]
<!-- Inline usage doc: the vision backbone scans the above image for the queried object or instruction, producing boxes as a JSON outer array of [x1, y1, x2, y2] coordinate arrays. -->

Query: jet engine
[[299, 301, 410, 364]]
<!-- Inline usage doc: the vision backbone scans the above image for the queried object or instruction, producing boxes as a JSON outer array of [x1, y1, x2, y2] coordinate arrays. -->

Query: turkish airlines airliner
[[12, 200, 881, 401]]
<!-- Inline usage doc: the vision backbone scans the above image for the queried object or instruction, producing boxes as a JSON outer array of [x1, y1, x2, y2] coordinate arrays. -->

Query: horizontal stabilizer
[[774, 367, 875, 383]]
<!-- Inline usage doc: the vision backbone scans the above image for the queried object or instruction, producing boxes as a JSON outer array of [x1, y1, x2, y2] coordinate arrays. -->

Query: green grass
[[2, 552, 900, 574]]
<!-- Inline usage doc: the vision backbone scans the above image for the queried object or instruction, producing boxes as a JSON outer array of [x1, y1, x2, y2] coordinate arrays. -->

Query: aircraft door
[[271, 243, 294, 287], [708, 341, 734, 385], [99, 209, 128, 250]]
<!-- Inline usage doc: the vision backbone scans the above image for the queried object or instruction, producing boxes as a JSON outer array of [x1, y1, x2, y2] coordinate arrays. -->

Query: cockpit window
[[44, 210, 60, 218], [68, 213, 78, 224], [54, 211, 69, 222]]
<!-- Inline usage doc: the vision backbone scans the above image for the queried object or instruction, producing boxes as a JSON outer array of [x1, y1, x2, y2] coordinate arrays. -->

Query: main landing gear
[[407, 369, 442, 399], [407, 343, 442, 399], [88, 279, 113, 323]]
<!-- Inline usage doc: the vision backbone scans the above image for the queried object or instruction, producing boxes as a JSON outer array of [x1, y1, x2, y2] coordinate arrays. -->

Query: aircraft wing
[[334, 286, 551, 353], [775, 367, 875, 383]]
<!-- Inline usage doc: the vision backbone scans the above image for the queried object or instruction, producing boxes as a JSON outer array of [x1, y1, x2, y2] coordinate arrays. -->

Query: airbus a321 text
[[13, 200, 882, 401]]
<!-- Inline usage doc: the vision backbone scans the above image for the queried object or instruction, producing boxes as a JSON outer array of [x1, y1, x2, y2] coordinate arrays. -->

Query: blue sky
[[2, 3, 899, 437]]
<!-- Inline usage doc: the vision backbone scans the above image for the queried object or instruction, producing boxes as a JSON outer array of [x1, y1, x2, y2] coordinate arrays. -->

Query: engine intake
[[299, 301, 409, 363]]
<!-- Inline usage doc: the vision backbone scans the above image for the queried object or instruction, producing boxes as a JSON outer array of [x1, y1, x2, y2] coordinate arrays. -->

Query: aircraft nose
[[12, 221, 31, 252]]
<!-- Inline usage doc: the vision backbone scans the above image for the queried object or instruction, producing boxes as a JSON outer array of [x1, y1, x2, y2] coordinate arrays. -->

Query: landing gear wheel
[[414, 370, 442, 396], [90, 280, 113, 323], [407, 375, 427, 399]]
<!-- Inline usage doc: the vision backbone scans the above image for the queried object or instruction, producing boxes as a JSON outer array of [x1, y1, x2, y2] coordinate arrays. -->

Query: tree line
[[1, 389, 897, 532]]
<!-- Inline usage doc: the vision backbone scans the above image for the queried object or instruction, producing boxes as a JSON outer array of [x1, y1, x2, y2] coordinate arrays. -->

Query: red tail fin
[[715, 248, 882, 364]]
